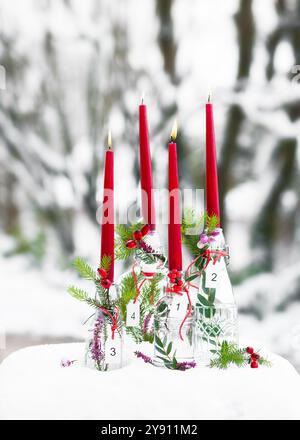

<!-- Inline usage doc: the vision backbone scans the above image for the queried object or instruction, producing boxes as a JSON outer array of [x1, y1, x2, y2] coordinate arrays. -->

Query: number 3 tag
[[205, 261, 223, 288], [126, 300, 140, 327], [106, 338, 121, 364]]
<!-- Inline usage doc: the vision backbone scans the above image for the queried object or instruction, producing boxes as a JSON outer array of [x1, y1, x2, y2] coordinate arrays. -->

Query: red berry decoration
[[168, 272, 176, 280], [252, 353, 260, 360], [141, 224, 150, 237], [177, 279, 183, 287], [246, 347, 254, 355], [101, 279, 111, 289], [97, 268, 107, 278], [250, 361, 259, 369], [126, 240, 137, 249], [133, 230, 143, 241]]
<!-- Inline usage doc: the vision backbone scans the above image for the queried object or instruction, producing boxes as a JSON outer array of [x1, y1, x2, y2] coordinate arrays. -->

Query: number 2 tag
[[205, 261, 223, 288], [106, 338, 121, 364], [170, 295, 188, 318], [126, 300, 140, 327]]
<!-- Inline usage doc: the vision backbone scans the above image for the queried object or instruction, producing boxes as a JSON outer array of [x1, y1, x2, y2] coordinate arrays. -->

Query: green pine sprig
[[67, 286, 102, 309], [115, 222, 144, 261], [205, 213, 220, 233], [100, 254, 111, 272], [210, 341, 272, 370], [73, 257, 97, 281]]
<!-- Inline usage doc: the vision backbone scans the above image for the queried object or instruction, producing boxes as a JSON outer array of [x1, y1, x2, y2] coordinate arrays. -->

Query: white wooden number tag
[[126, 300, 140, 327], [170, 295, 189, 318], [205, 260, 224, 288], [106, 338, 121, 364]]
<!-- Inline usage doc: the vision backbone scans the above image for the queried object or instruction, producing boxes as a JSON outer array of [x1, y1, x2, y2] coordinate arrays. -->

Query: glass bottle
[[85, 284, 123, 371], [153, 285, 195, 368], [118, 229, 167, 348], [194, 228, 238, 365]]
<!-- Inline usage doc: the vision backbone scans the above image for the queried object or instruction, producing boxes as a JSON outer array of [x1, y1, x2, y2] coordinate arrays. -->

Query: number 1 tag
[[126, 300, 140, 327], [170, 295, 188, 318], [205, 261, 223, 288], [106, 338, 121, 364]]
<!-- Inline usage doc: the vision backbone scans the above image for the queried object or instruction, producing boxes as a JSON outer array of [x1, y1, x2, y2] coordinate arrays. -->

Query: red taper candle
[[139, 97, 156, 230], [206, 93, 220, 224], [168, 119, 182, 271], [100, 131, 114, 282]]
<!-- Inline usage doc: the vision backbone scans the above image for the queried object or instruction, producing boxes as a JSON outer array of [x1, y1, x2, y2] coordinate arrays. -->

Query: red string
[[165, 283, 191, 341], [185, 249, 229, 290], [99, 306, 119, 340]]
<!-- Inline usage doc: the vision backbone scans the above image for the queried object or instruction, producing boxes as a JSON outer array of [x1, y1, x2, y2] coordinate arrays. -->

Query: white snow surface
[[0, 342, 300, 420]]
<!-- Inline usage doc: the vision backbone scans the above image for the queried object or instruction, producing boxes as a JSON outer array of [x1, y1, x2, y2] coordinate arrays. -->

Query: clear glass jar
[[194, 228, 238, 364], [85, 285, 123, 371], [153, 289, 195, 368], [117, 229, 167, 346], [194, 304, 238, 365]]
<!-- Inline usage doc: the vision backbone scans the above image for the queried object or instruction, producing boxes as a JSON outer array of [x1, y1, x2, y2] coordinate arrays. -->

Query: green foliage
[[258, 357, 272, 367], [73, 257, 96, 281], [117, 271, 140, 320], [154, 335, 178, 370], [205, 213, 220, 233], [181, 210, 220, 258], [67, 286, 102, 309], [100, 255, 111, 272], [210, 341, 247, 369], [115, 222, 144, 261], [209, 341, 272, 369], [196, 293, 216, 318]]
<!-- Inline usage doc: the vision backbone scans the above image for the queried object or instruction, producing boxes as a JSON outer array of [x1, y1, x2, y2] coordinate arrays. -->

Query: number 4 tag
[[126, 300, 140, 327]]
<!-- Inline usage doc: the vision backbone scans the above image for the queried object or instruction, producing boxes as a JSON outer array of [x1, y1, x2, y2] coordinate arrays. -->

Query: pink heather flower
[[176, 360, 196, 371], [199, 233, 209, 244], [60, 358, 76, 368], [211, 229, 220, 237], [134, 351, 153, 364]]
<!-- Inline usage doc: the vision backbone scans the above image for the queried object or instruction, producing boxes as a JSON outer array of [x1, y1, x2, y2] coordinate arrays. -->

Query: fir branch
[[67, 286, 102, 309], [210, 341, 246, 369], [205, 213, 220, 233], [210, 341, 272, 370], [73, 257, 96, 281], [115, 237, 135, 261], [100, 254, 111, 272], [117, 271, 142, 320]]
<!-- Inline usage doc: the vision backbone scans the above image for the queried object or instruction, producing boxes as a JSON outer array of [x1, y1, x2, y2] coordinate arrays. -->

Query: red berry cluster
[[246, 347, 260, 369], [126, 224, 150, 249], [168, 269, 183, 287], [97, 267, 111, 289]]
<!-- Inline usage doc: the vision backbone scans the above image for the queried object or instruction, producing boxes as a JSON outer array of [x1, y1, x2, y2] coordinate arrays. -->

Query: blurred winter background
[[1, 0, 300, 369]]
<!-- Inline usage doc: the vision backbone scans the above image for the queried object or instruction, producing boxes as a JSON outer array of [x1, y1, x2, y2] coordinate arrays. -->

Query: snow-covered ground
[[1, 342, 300, 420]]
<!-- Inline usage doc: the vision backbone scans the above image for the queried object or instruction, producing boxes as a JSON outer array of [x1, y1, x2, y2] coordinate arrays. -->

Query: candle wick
[[207, 91, 212, 103]]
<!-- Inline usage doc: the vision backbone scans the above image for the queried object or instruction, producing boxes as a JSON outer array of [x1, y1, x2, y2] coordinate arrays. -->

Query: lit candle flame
[[170, 118, 178, 141], [108, 130, 112, 149]]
